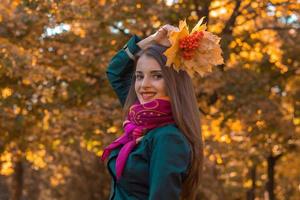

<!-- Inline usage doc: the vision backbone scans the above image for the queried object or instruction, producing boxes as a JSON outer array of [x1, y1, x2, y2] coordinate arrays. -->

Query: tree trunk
[[193, 0, 211, 25], [246, 165, 256, 200], [0, 175, 10, 200], [219, 0, 242, 71], [266, 154, 282, 200], [11, 160, 23, 200]]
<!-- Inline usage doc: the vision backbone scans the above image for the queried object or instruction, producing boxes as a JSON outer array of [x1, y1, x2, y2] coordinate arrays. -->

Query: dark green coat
[[106, 35, 191, 200]]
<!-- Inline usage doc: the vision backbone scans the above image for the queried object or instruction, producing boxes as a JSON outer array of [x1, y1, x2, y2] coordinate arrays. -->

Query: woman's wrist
[[137, 34, 155, 49]]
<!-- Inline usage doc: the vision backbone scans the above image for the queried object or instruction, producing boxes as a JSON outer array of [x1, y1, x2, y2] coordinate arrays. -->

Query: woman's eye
[[153, 74, 162, 79], [135, 74, 143, 80]]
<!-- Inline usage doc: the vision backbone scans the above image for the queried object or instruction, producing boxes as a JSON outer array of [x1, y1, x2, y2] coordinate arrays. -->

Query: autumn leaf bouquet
[[164, 17, 224, 77]]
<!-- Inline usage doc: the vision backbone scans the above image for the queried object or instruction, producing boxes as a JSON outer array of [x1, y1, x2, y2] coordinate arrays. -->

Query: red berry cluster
[[179, 31, 204, 60]]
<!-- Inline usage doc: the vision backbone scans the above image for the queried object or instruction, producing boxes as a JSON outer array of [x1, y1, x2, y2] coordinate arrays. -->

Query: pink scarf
[[101, 98, 175, 180]]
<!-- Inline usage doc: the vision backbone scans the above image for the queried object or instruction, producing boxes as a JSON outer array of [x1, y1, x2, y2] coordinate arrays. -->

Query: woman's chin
[[139, 97, 155, 104]]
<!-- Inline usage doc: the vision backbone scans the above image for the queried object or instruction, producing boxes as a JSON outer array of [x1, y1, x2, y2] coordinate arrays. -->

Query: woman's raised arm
[[106, 35, 142, 106], [106, 25, 177, 106]]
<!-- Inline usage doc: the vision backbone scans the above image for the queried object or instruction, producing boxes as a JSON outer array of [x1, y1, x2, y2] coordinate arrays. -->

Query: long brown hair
[[123, 44, 203, 200]]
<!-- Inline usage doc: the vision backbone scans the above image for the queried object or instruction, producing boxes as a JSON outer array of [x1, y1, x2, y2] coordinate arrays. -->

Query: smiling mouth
[[141, 92, 156, 101]]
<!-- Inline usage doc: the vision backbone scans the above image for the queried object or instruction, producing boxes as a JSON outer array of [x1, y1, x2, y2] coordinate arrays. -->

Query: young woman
[[101, 25, 203, 200]]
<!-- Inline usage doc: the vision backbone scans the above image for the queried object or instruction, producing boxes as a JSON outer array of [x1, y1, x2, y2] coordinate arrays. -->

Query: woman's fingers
[[151, 24, 178, 47], [155, 25, 177, 40], [162, 24, 179, 32]]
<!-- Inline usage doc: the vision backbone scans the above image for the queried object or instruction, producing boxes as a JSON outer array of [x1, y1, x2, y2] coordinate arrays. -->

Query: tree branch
[[110, 24, 130, 36], [209, 0, 234, 11], [192, 0, 211, 25], [221, 0, 242, 35], [238, 26, 299, 44]]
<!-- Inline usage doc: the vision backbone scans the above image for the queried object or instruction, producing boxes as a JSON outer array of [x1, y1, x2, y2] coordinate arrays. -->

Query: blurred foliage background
[[0, 0, 299, 199]]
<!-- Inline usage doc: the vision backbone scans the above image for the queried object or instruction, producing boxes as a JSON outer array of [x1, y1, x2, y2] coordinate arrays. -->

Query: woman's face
[[135, 54, 167, 104]]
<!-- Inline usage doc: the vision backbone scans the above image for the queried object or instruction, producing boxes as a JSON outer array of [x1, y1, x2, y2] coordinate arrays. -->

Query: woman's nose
[[141, 76, 151, 88]]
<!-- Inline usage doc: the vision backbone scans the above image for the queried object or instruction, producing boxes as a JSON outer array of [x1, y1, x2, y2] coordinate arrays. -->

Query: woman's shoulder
[[146, 123, 180, 137], [145, 124, 191, 151]]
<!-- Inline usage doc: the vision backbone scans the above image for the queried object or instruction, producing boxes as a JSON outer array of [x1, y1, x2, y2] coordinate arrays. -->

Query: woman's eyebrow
[[135, 70, 162, 73], [150, 70, 162, 73]]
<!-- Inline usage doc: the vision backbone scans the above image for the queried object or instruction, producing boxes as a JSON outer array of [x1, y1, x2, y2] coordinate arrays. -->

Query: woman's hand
[[151, 24, 179, 47], [137, 24, 179, 49]]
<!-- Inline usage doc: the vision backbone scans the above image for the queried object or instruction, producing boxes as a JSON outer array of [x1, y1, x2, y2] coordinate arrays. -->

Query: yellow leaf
[[1, 87, 13, 99], [0, 151, 14, 176], [191, 16, 207, 33], [99, 0, 106, 6], [107, 126, 117, 133], [164, 20, 189, 67]]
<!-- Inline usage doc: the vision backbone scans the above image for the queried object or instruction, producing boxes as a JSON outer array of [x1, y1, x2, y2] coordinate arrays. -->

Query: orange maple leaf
[[164, 17, 224, 77]]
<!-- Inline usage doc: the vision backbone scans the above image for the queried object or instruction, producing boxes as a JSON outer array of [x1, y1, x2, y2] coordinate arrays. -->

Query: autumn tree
[[0, 0, 299, 200]]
